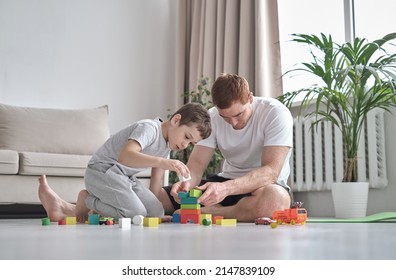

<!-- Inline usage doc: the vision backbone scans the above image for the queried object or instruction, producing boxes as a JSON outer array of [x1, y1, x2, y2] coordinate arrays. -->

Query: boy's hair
[[170, 103, 211, 139], [211, 73, 250, 109]]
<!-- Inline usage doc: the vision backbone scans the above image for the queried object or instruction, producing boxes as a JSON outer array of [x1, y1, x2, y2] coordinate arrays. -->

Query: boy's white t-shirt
[[197, 97, 293, 184]]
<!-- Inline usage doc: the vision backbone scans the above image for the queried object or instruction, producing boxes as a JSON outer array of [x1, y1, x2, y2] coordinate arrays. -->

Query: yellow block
[[216, 218, 237, 226], [65, 217, 77, 225], [143, 217, 159, 227], [200, 214, 212, 224]]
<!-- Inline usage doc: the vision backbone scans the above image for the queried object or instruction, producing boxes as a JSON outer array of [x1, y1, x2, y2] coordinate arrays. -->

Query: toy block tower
[[179, 189, 202, 224]]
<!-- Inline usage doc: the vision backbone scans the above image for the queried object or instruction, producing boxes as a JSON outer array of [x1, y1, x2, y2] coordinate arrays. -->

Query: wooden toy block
[[212, 216, 224, 224], [180, 214, 200, 224], [216, 218, 237, 226], [181, 196, 198, 204], [200, 214, 212, 224], [180, 209, 201, 215], [119, 218, 131, 229], [189, 189, 202, 198], [177, 192, 189, 198], [41, 217, 50, 226], [132, 215, 144, 225], [58, 219, 66, 225], [88, 214, 100, 225], [66, 217, 77, 225], [143, 217, 159, 227], [172, 213, 180, 223], [181, 204, 201, 210], [202, 219, 212, 226]]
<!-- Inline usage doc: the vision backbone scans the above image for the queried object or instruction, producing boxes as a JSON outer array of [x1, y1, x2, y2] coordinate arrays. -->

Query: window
[[277, 0, 396, 100]]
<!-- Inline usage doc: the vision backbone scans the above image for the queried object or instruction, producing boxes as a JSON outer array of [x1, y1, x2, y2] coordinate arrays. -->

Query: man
[[160, 73, 293, 222]]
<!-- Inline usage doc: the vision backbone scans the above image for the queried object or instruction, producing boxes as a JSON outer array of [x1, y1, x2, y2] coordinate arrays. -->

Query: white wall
[[0, 0, 180, 133]]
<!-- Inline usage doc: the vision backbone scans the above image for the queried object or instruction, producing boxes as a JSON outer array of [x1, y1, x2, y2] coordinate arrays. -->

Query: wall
[[0, 0, 180, 133]]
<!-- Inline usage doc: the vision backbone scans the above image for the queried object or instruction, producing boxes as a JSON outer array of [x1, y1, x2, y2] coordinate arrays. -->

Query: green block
[[41, 217, 51, 226], [88, 214, 100, 225], [181, 204, 201, 210], [189, 189, 202, 198]]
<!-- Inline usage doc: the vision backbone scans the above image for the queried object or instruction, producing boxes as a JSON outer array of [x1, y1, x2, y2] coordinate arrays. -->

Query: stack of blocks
[[179, 189, 202, 224]]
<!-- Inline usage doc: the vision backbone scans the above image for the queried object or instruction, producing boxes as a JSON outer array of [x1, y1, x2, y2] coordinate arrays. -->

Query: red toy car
[[254, 217, 275, 225]]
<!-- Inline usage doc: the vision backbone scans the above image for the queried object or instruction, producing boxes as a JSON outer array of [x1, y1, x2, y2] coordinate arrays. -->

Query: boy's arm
[[118, 139, 190, 177]]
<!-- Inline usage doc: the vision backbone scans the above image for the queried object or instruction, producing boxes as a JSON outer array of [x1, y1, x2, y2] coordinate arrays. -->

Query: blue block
[[177, 192, 189, 198], [181, 196, 198, 204], [88, 214, 100, 225], [172, 213, 180, 223]]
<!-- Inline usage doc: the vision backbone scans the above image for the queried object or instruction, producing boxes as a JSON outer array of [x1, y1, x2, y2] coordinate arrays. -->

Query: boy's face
[[168, 118, 202, 151]]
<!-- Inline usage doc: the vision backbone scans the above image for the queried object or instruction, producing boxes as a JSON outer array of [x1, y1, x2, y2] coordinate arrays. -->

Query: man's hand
[[196, 182, 228, 206], [170, 181, 190, 204]]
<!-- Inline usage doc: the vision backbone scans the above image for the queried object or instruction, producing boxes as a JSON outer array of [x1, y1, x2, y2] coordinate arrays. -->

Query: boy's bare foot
[[75, 190, 90, 223], [38, 175, 75, 222]]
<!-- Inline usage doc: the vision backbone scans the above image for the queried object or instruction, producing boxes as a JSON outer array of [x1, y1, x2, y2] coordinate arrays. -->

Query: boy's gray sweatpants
[[84, 163, 164, 218]]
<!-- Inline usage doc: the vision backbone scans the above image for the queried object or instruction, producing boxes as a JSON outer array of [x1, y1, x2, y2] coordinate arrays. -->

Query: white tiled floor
[[1, 219, 395, 260]]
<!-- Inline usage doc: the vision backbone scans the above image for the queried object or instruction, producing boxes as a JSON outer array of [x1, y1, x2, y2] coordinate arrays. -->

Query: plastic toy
[[272, 202, 307, 225], [254, 217, 275, 225]]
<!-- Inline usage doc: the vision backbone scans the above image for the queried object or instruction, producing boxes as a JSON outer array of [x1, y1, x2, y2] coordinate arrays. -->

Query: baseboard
[[0, 204, 47, 219]]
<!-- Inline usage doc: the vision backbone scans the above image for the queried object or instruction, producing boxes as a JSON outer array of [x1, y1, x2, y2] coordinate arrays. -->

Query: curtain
[[174, 0, 283, 106]]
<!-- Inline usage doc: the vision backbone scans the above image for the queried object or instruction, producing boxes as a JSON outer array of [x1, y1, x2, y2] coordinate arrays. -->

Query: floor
[[1, 218, 395, 260]]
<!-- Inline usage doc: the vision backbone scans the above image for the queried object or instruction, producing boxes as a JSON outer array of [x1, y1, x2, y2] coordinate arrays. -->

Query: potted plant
[[167, 77, 223, 184], [278, 32, 396, 218]]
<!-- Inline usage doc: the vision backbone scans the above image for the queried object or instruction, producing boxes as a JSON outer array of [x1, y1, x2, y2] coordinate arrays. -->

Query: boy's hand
[[163, 159, 190, 179], [170, 181, 190, 204]]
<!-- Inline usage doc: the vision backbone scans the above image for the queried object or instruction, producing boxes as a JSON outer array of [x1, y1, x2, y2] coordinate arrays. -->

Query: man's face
[[217, 93, 253, 130]]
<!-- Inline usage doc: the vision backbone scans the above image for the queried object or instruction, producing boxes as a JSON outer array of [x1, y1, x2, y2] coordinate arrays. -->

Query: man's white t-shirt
[[197, 97, 293, 185]]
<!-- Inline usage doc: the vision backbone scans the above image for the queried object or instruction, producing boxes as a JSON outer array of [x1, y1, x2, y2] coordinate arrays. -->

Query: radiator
[[290, 108, 388, 192]]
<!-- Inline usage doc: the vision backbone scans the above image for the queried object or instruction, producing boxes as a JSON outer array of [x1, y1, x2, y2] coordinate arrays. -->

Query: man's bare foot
[[75, 190, 90, 223], [38, 175, 76, 221]]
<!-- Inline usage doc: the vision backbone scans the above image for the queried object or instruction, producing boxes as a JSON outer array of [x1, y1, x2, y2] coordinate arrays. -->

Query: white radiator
[[290, 108, 388, 192]]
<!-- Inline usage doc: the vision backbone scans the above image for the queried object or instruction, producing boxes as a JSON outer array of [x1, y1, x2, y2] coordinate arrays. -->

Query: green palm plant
[[278, 32, 396, 182]]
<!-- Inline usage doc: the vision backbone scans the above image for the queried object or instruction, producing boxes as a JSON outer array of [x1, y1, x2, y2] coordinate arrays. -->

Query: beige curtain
[[175, 0, 283, 106]]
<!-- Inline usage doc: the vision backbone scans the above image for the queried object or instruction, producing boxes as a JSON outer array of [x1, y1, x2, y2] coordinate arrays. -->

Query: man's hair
[[211, 73, 250, 109], [170, 103, 211, 139]]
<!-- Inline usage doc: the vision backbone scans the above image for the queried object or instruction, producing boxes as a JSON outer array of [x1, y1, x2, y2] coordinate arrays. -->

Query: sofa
[[0, 103, 152, 217]]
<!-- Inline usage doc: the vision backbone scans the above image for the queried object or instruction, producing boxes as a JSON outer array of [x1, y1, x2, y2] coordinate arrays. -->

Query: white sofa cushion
[[18, 152, 91, 176], [0, 103, 110, 155], [0, 150, 19, 174]]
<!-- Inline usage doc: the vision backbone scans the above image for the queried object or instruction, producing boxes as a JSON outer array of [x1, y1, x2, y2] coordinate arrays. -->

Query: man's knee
[[252, 185, 290, 217]]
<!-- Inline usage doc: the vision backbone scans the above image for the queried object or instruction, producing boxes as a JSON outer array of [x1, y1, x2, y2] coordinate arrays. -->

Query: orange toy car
[[272, 202, 307, 225]]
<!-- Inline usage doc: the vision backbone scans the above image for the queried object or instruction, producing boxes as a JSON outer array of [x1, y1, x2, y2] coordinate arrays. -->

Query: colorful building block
[[172, 213, 180, 223], [41, 217, 50, 226], [65, 217, 77, 225], [212, 216, 224, 224], [132, 215, 144, 225], [143, 217, 159, 227], [88, 214, 100, 225], [180, 214, 200, 224], [216, 218, 237, 226], [119, 218, 131, 229], [200, 214, 212, 225], [181, 204, 201, 210], [177, 192, 189, 198], [180, 196, 199, 204], [58, 219, 66, 225], [189, 189, 202, 198]]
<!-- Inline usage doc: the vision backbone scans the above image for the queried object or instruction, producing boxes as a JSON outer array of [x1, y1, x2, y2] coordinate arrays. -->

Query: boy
[[38, 103, 211, 222]]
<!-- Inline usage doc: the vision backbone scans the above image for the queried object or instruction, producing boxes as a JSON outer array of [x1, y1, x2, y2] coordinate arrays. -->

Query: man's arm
[[149, 167, 165, 198], [198, 145, 290, 206]]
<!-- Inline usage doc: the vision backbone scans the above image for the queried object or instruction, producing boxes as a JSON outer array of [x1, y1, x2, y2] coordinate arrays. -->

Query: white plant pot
[[331, 182, 369, 219]]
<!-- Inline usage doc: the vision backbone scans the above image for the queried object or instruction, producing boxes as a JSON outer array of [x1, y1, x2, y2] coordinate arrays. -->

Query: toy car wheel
[[270, 222, 278, 229], [277, 219, 283, 225], [290, 219, 296, 225]]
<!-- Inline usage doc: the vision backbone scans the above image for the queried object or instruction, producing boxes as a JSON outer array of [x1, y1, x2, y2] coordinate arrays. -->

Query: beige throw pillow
[[0, 103, 110, 155]]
